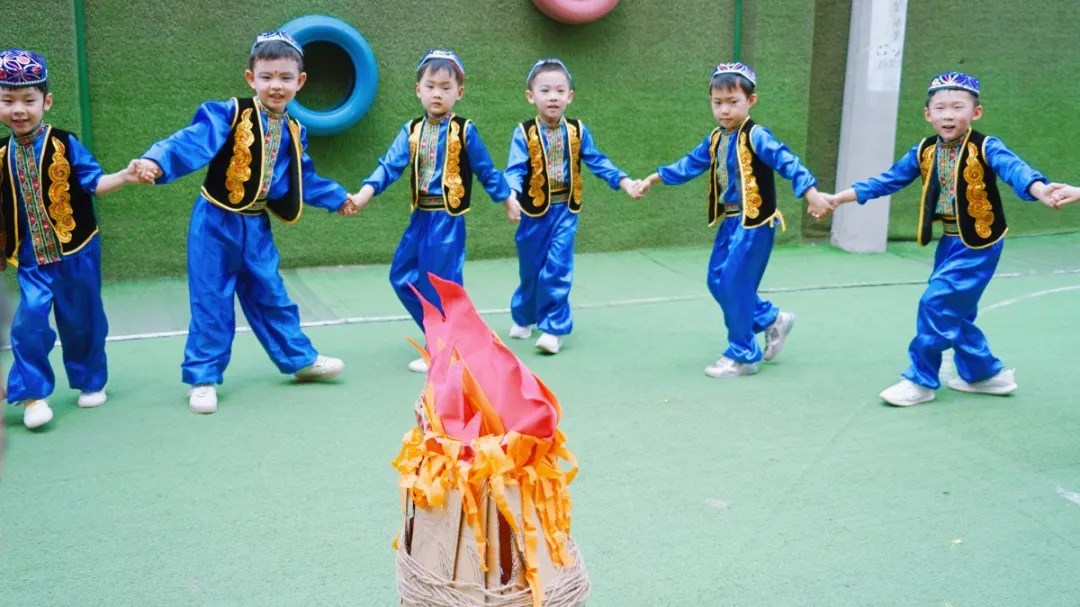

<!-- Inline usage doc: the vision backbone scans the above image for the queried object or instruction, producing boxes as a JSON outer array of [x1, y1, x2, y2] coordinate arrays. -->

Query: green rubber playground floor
[[3, 233, 1080, 606]]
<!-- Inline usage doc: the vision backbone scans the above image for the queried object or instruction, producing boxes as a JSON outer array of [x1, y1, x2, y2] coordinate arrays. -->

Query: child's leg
[[390, 212, 427, 330], [532, 206, 578, 336], [903, 237, 1002, 389], [235, 215, 318, 374], [392, 212, 466, 330], [52, 239, 108, 392], [181, 202, 241, 386], [7, 266, 58, 402], [706, 221, 776, 363], [510, 216, 545, 328]]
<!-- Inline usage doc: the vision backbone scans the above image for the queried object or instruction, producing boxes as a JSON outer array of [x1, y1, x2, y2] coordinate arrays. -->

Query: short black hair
[[416, 58, 464, 85], [924, 87, 980, 108], [709, 73, 754, 96], [527, 60, 574, 90], [249, 40, 304, 72], [0, 82, 49, 95]]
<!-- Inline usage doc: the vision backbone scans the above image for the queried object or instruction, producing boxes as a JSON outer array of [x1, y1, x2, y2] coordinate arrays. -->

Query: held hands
[[620, 177, 650, 200], [128, 158, 162, 184], [1029, 181, 1061, 210], [339, 186, 374, 216], [1044, 182, 1080, 209], [805, 188, 834, 220], [503, 193, 522, 223]]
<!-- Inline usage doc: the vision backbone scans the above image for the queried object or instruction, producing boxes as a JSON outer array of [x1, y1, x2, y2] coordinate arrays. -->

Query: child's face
[[416, 67, 463, 119], [924, 89, 982, 142], [710, 86, 756, 130], [0, 86, 52, 136], [245, 57, 307, 114], [526, 69, 574, 125]]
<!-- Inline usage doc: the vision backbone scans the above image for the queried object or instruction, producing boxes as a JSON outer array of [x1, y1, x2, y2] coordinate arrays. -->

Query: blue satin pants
[[707, 217, 780, 363], [7, 237, 108, 402], [902, 235, 1004, 389], [510, 204, 577, 336], [391, 209, 467, 330], [182, 200, 318, 385]]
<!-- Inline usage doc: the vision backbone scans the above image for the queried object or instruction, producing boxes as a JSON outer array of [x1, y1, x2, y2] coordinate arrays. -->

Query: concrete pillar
[[830, 0, 908, 253]]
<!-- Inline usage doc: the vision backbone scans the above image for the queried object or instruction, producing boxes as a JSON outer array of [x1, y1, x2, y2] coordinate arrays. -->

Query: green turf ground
[[3, 233, 1080, 605]]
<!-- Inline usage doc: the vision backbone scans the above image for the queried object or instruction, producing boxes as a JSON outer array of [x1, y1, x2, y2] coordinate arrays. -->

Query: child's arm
[[139, 100, 239, 184], [356, 123, 412, 200], [638, 133, 715, 198], [577, 122, 633, 197], [747, 126, 833, 218], [982, 137, 1053, 207], [464, 122, 518, 222], [294, 123, 349, 212], [65, 133, 140, 196]]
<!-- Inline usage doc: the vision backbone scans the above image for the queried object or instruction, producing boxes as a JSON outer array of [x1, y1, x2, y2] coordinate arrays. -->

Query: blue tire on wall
[[280, 15, 378, 136]]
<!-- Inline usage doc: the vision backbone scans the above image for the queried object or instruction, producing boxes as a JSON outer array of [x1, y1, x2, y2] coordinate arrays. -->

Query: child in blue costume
[[827, 72, 1057, 406], [134, 32, 349, 414], [640, 63, 828, 378], [503, 58, 638, 355], [347, 49, 519, 373], [0, 48, 139, 429]]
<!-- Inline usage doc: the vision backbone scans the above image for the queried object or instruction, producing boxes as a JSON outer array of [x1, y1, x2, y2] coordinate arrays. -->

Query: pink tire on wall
[[530, 0, 621, 24]]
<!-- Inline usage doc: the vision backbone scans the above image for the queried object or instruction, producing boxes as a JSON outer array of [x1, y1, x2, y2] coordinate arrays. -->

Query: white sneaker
[[294, 355, 345, 382], [188, 384, 218, 414], [77, 389, 107, 408], [508, 323, 533, 339], [947, 368, 1017, 396], [763, 312, 795, 361], [22, 399, 53, 429], [704, 356, 759, 378], [535, 333, 562, 354], [879, 379, 935, 407], [407, 358, 429, 374]]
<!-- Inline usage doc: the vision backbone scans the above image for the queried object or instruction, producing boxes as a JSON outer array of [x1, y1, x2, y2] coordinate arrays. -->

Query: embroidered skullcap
[[927, 71, 980, 96], [251, 31, 304, 56], [711, 62, 756, 86], [417, 49, 465, 79], [526, 57, 573, 87], [0, 49, 47, 87]]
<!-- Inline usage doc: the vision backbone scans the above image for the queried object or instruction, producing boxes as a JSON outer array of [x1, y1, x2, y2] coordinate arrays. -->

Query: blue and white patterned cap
[[0, 49, 47, 87], [251, 31, 304, 56], [526, 57, 572, 87], [928, 71, 980, 96], [417, 49, 465, 79], [711, 62, 756, 86]]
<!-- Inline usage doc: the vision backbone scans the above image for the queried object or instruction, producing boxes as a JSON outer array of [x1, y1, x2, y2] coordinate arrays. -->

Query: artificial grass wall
[[8, 0, 1080, 280]]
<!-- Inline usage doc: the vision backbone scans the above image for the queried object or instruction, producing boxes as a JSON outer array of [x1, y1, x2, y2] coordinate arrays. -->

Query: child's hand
[[1047, 183, 1080, 209], [503, 193, 522, 224], [805, 188, 832, 220], [130, 159, 162, 184], [122, 160, 144, 184], [625, 178, 650, 200], [1028, 181, 1060, 209], [338, 198, 359, 216]]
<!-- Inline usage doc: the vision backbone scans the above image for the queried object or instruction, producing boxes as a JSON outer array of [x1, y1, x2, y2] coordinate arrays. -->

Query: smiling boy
[[825, 72, 1058, 406], [132, 32, 349, 414]]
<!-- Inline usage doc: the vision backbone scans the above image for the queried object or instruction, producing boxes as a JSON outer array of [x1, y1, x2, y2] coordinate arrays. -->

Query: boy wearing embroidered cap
[[131, 32, 349, 414], [346, 49, 519, 373], [503, 58, 640, 355], [638, 62, 828, 378], [824, 71, 1058, 406], [0, 48, 140, 429]]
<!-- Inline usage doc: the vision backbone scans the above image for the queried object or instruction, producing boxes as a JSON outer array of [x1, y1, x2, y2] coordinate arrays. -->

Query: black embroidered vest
[[517, 117, 583, 217], [0, 127, 99, 267], [201, 97, 304, 223], [916, 129, 1006, 248], [707, 118, 777, 228], [407, 115, 473, 216]]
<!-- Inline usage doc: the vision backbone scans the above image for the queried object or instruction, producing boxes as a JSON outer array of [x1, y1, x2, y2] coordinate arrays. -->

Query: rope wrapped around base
[[397, 537, 590, 607]]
